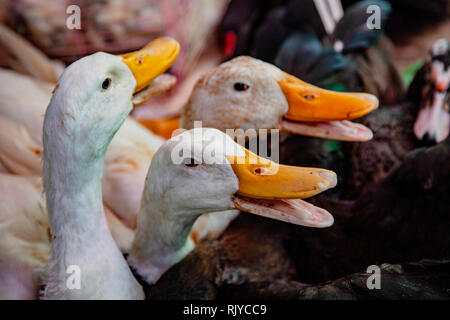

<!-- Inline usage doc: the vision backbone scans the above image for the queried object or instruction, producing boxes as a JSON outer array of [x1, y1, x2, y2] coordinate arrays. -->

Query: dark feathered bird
[[341, 39, 449, 198], [295, 259, 450, 300], [150, 258, 450, 300], [220, 0, 405, 104], [219, 0, 287, 58]]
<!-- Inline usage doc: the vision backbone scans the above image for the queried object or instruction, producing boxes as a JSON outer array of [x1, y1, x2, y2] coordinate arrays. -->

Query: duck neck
[[43, 126, 143, 300], [128, 195, 197, 285]]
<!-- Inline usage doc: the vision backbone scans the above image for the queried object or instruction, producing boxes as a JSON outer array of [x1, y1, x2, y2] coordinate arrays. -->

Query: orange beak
[[226, 148, 336, 228], [120, 37, 180, 105], [278, 73, 379, 141], [227, 148, 336, 200]]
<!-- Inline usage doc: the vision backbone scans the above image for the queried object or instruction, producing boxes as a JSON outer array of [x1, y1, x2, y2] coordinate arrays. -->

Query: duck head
[[181, 56, 378, 141], [45, 38, 179, 154], [414, 39, 450, 144], [145, 128, 337, 228]]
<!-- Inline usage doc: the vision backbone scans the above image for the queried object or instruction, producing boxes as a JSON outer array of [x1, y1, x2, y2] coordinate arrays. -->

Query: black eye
[[102, 78, 111, 90], [184, 158, 199, 168], [234, 82, 249, 91]]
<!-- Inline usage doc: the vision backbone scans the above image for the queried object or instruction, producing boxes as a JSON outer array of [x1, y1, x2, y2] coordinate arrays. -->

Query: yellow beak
[[227, 148, 336, 200], [278, 73, 378, 122], [226, 148, 337, 228], [120, 37, 180, 95]]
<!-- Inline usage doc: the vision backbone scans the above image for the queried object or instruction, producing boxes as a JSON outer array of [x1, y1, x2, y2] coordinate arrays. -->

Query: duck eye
[[184, 158, 199, 168], [234, 82, 249, 91], [102, 78, 112, 90]]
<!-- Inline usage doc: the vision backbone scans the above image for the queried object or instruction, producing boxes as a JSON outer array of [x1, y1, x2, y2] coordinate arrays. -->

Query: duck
[[0, 68, 172, 229], [294, 259, 450, 300], [0, 173, 49, 299], [0, 37, 180, 299], [152, 257, 450, 299], [40, 37, 181, 299], [0, 24, 172, 229], [0, 172, 133, 299], [181, 55, 379, 142], [412, 39, 449, 144], [341, 38, 449, 198], [126, 127, 338, 292], [219, 0, 405, 105], [149, 133, 450, 299]]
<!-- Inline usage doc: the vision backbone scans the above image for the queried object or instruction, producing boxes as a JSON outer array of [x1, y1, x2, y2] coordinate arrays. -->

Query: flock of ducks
[[0, 7, 448, 299], [1, 33, 371, 299]]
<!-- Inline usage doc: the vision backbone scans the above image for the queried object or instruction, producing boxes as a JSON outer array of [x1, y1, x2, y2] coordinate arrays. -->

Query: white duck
[[127, 127, 337, 285], [0, 171, 137, 299], [0, 26, 174, 230], [0, 37, 179, 300], [0, 173, 49, 299], [41, 38, 179, 299]]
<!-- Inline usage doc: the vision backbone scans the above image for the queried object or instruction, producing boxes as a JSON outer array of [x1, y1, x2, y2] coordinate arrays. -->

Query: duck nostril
[[254, 168, 264, 174], [304, 95, 315, 100]]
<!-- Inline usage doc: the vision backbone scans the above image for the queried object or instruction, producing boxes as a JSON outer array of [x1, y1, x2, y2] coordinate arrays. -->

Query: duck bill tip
[[120, 37, 180, 105]]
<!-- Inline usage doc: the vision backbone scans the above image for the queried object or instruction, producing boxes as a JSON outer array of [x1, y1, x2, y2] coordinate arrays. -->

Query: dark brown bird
[[342, 39, 449, 198]]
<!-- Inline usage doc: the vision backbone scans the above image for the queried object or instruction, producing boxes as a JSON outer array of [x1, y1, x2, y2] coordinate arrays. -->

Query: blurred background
[[0, 0, 448, 122]]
